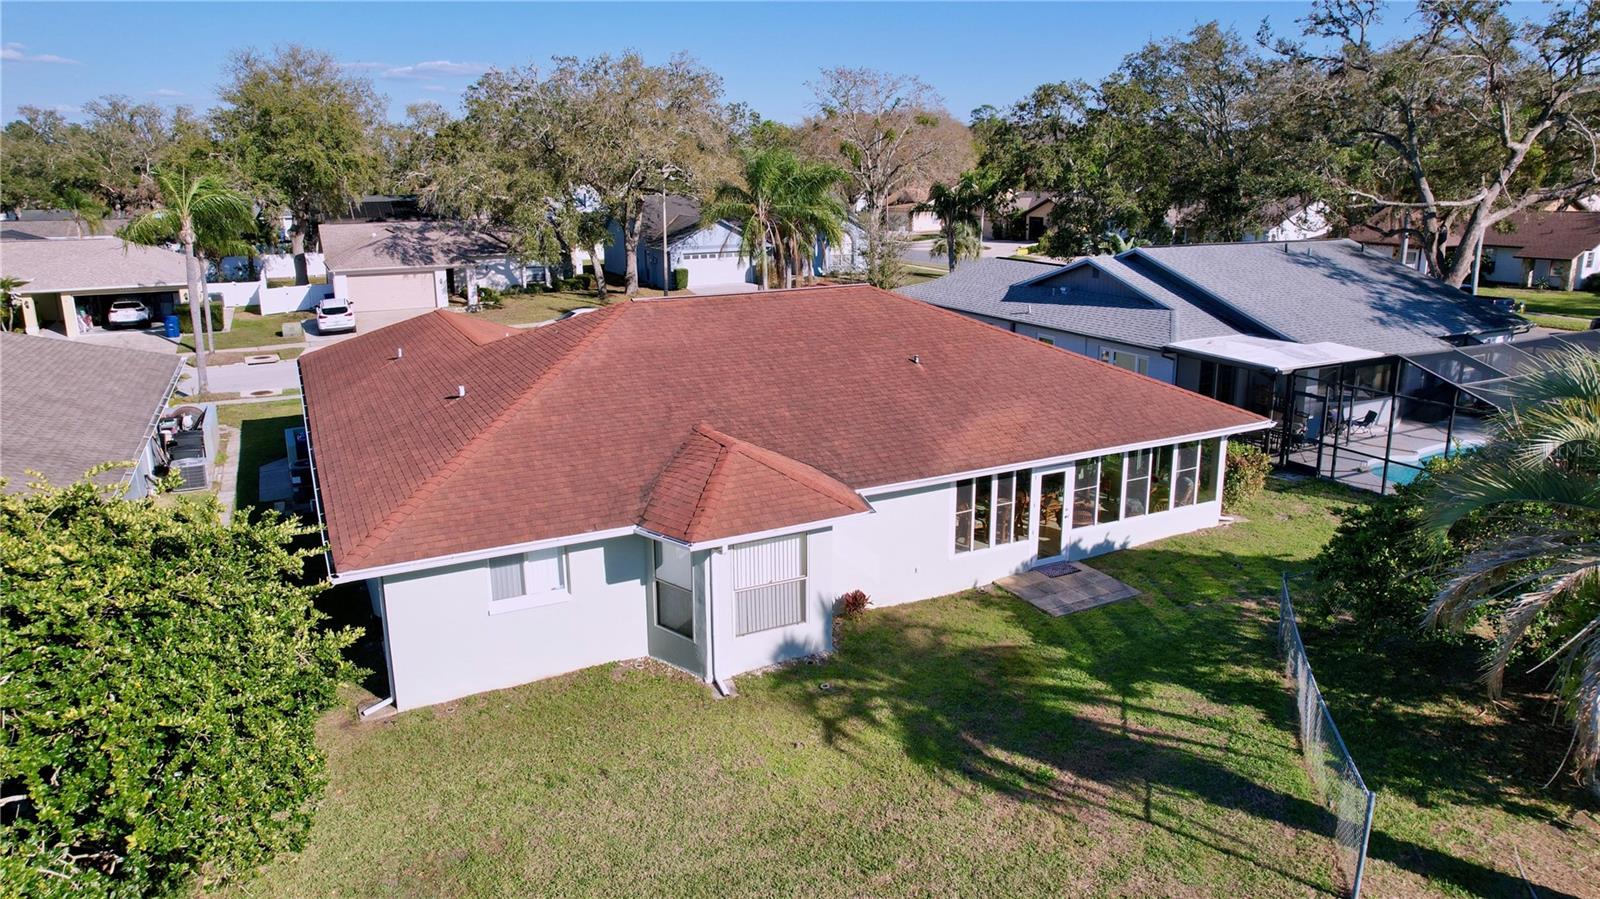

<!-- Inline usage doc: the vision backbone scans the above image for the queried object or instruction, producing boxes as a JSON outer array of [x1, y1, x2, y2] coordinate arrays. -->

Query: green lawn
[[1525, 312, 1591, 331], [219, 399, 305, 512], [1478, 286, 1600, 318], [220, 479, 1596, 897], [179, 310, 312, 353], [462, 290, 603, 326]]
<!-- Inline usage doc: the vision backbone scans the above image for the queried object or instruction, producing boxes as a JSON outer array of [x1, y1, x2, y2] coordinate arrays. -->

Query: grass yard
[[178, 310, 312, 353], [219, 399, 305, 512], [1525, 312, 1592, 332], [897, 265, 947, 289], [1478, 286, 1600, 319], [459, 291, 602, 326], [220, 479, 1597, 898]]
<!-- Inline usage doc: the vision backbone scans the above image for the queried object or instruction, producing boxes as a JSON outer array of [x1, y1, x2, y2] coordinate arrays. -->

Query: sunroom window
[[1174, 442, 1201, 507], [954, 468, 1033, 553]]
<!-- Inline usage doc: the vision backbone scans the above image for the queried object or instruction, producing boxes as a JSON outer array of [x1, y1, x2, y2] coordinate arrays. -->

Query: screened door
[[648, 541, 703, 676]]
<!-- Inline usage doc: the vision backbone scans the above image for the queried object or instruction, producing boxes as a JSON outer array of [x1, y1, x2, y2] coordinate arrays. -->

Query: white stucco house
[[604, 195, 755, 291], [1352, 209, 1600, 291], [299, 285, 1268, 712]]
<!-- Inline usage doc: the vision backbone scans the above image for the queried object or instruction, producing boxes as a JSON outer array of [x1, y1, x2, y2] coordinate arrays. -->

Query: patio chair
[[1349, 409, 1380, 437]]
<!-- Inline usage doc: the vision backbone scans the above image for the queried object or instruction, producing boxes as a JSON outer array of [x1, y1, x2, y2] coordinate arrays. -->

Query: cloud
[[421, 84, 453, 93], [342, 59, 489, 80], [1, 42, 79, 64], [150, 88, 186, 98]]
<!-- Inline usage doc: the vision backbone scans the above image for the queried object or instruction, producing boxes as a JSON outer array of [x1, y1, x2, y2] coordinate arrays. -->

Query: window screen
[[489, 554, 525, 601]]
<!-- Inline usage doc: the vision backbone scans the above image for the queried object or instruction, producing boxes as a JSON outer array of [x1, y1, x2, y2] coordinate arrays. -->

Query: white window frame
[[487, 546, 569, 615], [1099, 347, 1150, 376], [954, 468, 1031, 555], [733, 535, 807, 636]]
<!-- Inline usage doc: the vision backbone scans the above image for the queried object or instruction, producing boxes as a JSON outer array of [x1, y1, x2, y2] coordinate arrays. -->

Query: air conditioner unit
[[171, 457, 209, 492]]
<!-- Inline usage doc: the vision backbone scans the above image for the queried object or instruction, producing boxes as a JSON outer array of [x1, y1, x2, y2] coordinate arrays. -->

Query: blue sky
[[1, 2, 1434, 124]]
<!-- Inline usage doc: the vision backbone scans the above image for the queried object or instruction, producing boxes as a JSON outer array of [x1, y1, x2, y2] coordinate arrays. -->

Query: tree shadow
[[768, 483, 1588, 895]]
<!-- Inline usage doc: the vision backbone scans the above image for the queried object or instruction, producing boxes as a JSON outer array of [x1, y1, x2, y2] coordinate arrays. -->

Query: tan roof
[[0, 236, 187, 294], [300, 285, 1268, 574], [0, 218, 130, 240], [319, 221, 514, 272]]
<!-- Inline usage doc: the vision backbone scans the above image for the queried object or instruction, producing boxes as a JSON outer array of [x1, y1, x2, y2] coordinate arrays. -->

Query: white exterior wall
[[378, 534, 651, 710], [709, 529, 837, 679], [474, 256, 552, 291]]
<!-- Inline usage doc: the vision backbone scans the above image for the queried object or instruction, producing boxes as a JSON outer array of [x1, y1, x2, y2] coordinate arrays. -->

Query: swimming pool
[[1369, 448, 1451, 486]]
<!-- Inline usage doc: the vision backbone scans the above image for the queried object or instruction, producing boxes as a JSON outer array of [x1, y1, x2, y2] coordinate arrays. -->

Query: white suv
[[315, 300, 356, 334], [105, 299, 151, 329]]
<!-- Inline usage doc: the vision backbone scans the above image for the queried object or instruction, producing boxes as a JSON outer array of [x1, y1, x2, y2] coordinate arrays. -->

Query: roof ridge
[[338, 303, 630, 569], [694, 423, 864, 511]]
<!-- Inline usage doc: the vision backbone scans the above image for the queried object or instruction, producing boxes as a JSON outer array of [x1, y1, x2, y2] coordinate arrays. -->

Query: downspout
[[706, 546, 735, 697]]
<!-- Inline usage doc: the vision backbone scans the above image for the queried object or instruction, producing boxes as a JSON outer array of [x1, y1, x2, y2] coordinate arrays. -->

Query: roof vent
[[453, 384, 467, 399], [394, 346, 404, 360], [909, 354, 921, 365]]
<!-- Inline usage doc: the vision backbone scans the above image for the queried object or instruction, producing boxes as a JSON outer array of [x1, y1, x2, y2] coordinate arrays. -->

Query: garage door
[[681, 251, 752, 289], [347, 272, 438, 312]]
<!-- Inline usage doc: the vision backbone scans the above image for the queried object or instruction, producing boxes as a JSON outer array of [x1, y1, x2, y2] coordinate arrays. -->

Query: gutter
[[296, 365, 335, 582], [131, 358, 186, 495]]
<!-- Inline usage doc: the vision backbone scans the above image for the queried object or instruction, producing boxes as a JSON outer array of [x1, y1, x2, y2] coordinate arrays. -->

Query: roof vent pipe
[[909, 354, 921, 365], [455, 384, 467, 398], [395, 346, 403, 359]]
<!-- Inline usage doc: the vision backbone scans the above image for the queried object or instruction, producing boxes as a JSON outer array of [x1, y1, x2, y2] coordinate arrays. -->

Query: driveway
[[68, 326, 181, 355], [899, 238, 1034, 273]]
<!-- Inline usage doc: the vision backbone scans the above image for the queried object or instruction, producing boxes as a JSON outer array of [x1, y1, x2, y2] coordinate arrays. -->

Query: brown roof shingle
[[301, 285, 1267, 574], [1350, 210, 1600, 260]]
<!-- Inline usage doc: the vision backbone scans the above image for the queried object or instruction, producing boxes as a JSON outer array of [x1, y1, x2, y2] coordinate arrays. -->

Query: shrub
[[836, 590, 871, 619], [1310, 484, 1452, 638], [672, 267, 689, 291], [0, 477, 360, 897], [1582, 272, 1600, 293], [1221, 442, 1271, 511], [176, 300, 225, 334]]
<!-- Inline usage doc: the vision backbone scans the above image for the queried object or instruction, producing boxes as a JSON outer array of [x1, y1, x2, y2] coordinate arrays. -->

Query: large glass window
[[1098, 453, 1123, 523], [954, 479, 974, 553], [973, 474, 992, 550], [1072, 458, 1097, 527], [1013, 470, 1032, 541], [1198, 438, 1221, 504], [1174, 442, 1201, 507], [955, 468, 1033, 554], [1123, 449, 1151, 517], [1149, 446, 1173, 513], [1038, 472, 1064, 557], [1100, 348, 1150, 376], [993, 473, 1015, 545], [654, 543, 694, 640]]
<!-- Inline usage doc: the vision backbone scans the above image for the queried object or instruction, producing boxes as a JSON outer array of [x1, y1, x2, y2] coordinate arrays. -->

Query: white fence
[[219, 253, 326, 282], [205, 276, 331, 314]]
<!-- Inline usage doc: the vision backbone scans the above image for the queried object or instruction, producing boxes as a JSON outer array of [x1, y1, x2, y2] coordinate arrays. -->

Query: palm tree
[[1, 276, 27, 332], [122, 168, 254, 395], [930, 220, 982, 266], [57, 187, 108, 238], [770, 158, 847, 289], [704, 147, 792, 289], [916, 170, 998, 271], [1422, 348, 1600, 795]]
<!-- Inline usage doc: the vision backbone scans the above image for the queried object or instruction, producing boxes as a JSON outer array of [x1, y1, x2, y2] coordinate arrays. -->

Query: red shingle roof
[[300, 285, 1267, 574]]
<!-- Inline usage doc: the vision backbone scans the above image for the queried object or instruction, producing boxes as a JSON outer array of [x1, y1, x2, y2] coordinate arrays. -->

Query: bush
[[1221, 442, 1271, 511], [672, 268, 689, 291], [1310, 484, 1452, 637], [1582, 272, 1600, 293], [836, 590, 871, 619], [0, 477, 359, 897], [176, 300, 225, 334]]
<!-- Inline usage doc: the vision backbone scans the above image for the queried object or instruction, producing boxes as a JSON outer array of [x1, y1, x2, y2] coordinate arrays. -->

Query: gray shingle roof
[[0, 332, 180, 493], [896, 256, 1243, 349], [0, 235, 187, 294], [319, 220, 514, 271], [1132, 239, 1526, 356], [0, 218, 131, 240]]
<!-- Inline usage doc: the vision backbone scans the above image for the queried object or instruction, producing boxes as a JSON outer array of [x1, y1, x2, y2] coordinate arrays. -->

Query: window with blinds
[[488, 547, 566, 610], [732, 535, 806, 636]]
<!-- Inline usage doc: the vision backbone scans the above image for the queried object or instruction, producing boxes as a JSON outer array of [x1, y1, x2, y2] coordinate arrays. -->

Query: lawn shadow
[[769, 478, 1588, 897], [235, 413, 302, 512]]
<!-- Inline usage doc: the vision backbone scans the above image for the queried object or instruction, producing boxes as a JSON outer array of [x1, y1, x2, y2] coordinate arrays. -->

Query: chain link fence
[[1279, 574, 1376, 898]]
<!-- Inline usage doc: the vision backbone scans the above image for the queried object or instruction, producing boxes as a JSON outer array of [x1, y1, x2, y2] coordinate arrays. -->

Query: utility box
[[282, 320, 304, 338]]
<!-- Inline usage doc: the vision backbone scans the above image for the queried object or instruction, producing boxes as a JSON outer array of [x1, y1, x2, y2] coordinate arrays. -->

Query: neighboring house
[[983, 191, 1054, 240], [0, 216, 131, 240], [0, 234, 188, 339], [1352, 210, 1600, 290], [1016, 195, 1056, 241], [0, 331, 182, 498], [299, 285, 1267, 711], [320, 221, 552, 326], [813, 216, 867, 276], [604, 196, 755, 291], [900, 240, 1530, 485], [1167, 200, 1331, 244]]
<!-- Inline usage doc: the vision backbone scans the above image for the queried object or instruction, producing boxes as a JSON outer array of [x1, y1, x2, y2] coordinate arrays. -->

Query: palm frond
[[120, 210, 182, 247]]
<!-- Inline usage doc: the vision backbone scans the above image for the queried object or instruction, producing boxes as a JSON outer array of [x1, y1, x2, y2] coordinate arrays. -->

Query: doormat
[[1035, 561, 1081, 578]]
